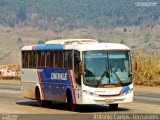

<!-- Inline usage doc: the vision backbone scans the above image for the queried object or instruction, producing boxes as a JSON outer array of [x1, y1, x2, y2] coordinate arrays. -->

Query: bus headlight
[[83, 90, 99, 97]]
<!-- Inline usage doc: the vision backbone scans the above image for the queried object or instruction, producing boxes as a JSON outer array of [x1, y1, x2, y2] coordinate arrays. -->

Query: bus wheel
[[109, 104, 118, 111], [36, 89, 43, 107], [67, 92, 76, 111], [36, 89, 52, 107]]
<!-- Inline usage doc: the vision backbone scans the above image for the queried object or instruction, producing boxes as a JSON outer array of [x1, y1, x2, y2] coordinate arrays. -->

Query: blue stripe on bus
[[38, 69, 74, 101], [121, 86, 130, 94], [34, 45, 64, 50]]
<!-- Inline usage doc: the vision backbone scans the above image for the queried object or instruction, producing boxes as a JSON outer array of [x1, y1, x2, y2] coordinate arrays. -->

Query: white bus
[[21, 39, 133, 111]]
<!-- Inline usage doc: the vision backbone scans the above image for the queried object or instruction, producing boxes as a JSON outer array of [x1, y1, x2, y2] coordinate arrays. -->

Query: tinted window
[[38, 51, 45, 68], [29, 51, 37, 68], [46, 51, 54, 68], [54, 51, 63, 68], [64, 50, 72, 69], [22, 51, 28, 68], [74, 50, 81, 85]]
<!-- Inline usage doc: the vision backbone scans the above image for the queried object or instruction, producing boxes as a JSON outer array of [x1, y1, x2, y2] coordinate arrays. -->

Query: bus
[[21, 39, 133, 111]]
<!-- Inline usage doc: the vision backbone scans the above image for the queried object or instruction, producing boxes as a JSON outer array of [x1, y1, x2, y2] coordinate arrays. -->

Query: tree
[[123, 27, 127, 32], [156, 35, 160, 42], [17, 37, 22, 44], [37, 40, 45, 44], [53, 36, 63, 40], [144, 34, 151, 43]]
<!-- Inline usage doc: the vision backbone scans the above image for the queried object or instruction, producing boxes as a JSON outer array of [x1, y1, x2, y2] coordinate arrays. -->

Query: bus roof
[[66, 43, 130, 51], [45, 39, 98, 45], [21, 39, 130, 51]]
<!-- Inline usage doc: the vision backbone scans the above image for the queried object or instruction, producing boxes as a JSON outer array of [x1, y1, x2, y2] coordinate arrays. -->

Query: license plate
[[106, 99, 115, 102]]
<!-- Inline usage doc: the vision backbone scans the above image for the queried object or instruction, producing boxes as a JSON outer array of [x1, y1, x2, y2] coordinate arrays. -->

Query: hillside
[[0, 0, 160, 64], [0, 0, 159, 31], [0, 25, 55, 64], [0, 24, 160, 64]]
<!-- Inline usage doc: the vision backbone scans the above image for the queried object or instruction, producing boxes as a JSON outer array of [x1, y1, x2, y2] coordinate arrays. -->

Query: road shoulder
[[0, 79, 20, 84], [134, 85, 160, 93]]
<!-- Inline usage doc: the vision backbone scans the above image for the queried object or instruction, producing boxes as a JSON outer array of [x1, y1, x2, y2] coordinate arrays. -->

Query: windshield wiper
[[96, 70, 110, 87], [112, 72, 124, 86]]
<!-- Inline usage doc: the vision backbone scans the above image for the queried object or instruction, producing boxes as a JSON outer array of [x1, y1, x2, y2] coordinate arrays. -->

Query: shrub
[[123, 27, 127, 32], [144, 34, 151, 43], [53, 36, 63, 40], [37, 40, 45, 44], [156, 35, 160, 42]]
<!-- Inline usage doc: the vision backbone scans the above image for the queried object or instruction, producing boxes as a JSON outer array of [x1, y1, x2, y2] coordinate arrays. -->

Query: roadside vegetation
[[0, 64, 20, 80], [132, 51, 160, 86]]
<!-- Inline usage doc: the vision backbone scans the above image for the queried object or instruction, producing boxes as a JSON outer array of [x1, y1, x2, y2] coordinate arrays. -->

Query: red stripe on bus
[[119, 87, 124, 95], [32, 45, 35, 51], [68, 70, 76, 104], [37, 69, 44, 99]]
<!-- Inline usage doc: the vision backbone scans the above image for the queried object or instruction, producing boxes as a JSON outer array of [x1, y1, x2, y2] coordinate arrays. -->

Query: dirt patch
[[134, 85, 160, 93], [0, 79, 20, 84]]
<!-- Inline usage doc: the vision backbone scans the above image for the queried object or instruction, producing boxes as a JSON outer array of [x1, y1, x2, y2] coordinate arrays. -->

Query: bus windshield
[[83, 51, 132, 87]]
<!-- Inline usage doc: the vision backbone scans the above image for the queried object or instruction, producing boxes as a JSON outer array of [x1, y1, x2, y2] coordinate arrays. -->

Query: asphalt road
[[0, 84, 160, 120]]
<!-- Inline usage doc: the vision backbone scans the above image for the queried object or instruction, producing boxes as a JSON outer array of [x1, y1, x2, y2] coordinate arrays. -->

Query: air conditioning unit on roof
[[45, 39, 98, 45]]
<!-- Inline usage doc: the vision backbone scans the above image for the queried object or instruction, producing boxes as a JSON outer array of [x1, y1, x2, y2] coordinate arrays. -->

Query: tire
[[36, 89, 43, 107], [36, 89, 52, 107], [67, 92, 76, 111], [109, 104, 118, 111]]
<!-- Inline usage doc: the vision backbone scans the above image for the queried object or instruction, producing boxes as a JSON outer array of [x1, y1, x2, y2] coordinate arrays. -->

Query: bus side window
[[46, 51, 54, 68], [38, 51, 45, 68], [74, 50, 81, 85], [50, 51, 54, 68], [64, 50, 72, 69], [33, 51, 37, 68], [54, 51, 63, 68], [46, 51, 50, 68], [29, 51, 37, 68], [22, 51, 28, 68], [29, 51, 32, 68]]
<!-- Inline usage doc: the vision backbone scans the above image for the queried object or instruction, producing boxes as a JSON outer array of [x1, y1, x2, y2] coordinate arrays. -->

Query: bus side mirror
[[132, 61, 137, 70], [79, 62, 84, 75]]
